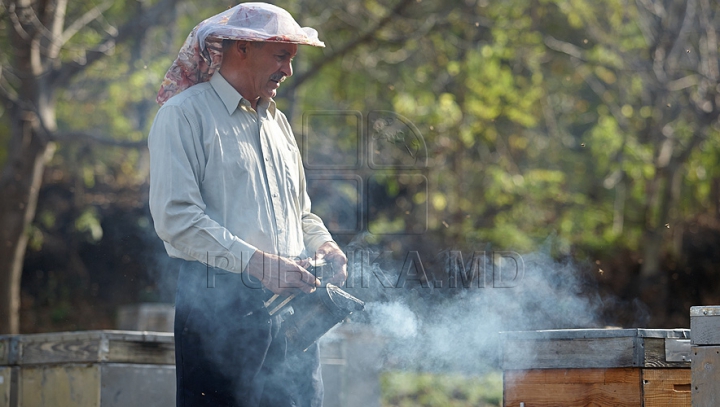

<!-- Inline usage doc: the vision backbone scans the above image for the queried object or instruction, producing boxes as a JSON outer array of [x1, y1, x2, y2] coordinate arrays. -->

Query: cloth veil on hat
[[156, 2, 324, 105]]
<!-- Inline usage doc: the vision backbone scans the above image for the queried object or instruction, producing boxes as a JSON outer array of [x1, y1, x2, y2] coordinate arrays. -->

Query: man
[[148, 3, 347, 406]]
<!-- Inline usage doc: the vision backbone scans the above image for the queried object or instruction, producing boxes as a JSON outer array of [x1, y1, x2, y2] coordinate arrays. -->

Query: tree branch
[[17, 100, 143, 148], [14, 100, 139, 149], [0, 1, 8, 22], [281, 0, 415, 94], [666, 74, 698, 91], [47, 0, 69, 56], [0, 85, 17, 108], [10, 0, 63, 52], [635, 0, 665, 19], [544, 36, 585, 60], [0, 65, 19, 107], [577, 63, 631, 131], [0, 89, 13, 108], [49, 0, 182, 88], [665, 0, 697, 74], [58, 0, 113, 49], [544, 35, 651, 73], [6, 1, 34, 43], [698, 0, 719, 81], [634, 0, 661, 47]]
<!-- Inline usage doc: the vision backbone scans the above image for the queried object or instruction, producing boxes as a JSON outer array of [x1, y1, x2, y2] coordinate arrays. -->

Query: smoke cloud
[[338, 239, 649, 374]]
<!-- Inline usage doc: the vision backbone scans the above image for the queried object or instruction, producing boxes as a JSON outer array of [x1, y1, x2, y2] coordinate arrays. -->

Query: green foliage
[[290, 0, 720, 268], [381, 370, 502, 407], [75, 207, 103, 242], [6, 0, 713, 256], [5, 0, 719, 331]]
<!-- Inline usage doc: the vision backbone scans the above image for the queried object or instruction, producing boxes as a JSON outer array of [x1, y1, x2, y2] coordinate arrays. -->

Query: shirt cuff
[[304, 234, 334, 257]]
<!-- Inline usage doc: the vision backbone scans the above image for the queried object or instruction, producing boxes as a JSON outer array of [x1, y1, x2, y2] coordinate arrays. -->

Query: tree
[[0, 0, 182, 334], [1, 0, 423, 334], [540, 0, 720, 321], [6, 0, 716, 333], [294, 0, 720, 326]]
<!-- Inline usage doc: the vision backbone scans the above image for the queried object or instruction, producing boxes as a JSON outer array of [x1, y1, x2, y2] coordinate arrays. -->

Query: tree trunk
[[0, 0, 184, 333], [0, 108, 55, 334], [0, 0, 60, 334]]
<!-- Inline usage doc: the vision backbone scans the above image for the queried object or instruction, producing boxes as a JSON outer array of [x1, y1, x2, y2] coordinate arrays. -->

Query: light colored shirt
[[148, 72, 333, 273]]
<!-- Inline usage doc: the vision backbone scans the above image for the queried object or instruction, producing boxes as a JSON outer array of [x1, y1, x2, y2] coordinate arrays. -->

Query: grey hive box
[[116, 303, 175, 332], [0, 327, 379, 407], [690, 306, 720, 407], [501, 328, 692, 407], [0, 330, 175, 407]]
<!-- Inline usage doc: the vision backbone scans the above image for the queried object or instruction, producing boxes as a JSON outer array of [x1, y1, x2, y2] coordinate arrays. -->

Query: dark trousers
[[174, 260, 324, 407]]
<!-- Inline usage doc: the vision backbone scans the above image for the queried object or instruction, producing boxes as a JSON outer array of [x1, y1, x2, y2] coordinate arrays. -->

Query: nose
[[282, 59, 293, 77]]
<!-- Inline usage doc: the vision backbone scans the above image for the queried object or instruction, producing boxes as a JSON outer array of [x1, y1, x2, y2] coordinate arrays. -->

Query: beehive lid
[[690, 306, 720, 345], [0, 330, 174, 366], [501, 328, 691, 370]]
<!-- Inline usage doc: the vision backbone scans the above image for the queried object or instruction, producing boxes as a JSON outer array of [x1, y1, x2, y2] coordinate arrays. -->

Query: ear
[[236, 41, 249, 57]]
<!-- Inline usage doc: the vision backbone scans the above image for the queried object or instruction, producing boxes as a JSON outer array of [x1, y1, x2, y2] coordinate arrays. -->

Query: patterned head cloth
[[157, 2, 324, 105]]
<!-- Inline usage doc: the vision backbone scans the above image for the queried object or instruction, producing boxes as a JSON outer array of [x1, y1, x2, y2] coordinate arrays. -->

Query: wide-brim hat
[[157, 2, 324, 105]]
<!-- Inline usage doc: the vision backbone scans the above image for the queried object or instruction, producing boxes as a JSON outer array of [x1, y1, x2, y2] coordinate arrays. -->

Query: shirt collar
[[210, 73, 276, 117]]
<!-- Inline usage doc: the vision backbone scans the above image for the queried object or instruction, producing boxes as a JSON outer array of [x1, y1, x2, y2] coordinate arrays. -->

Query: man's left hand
[[315, 241, 348, 285]]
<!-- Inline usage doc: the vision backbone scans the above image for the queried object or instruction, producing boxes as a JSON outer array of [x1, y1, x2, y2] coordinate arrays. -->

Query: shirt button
[[265, 157, 269, 161], [272, 193, 278, 198]]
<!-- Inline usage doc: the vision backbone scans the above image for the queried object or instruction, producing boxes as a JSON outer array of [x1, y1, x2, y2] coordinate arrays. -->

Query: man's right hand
[[246, 250, 321, 295]]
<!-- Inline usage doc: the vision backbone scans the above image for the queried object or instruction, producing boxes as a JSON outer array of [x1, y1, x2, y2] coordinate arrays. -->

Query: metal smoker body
[[263, 262, 365, 352]]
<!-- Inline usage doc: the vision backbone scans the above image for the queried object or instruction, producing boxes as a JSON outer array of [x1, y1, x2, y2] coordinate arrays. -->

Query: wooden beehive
[[0, 330, 175, 407], [0, 326, 380, 407], [690, 306, 720, 407], [501, 329, 691, 407]]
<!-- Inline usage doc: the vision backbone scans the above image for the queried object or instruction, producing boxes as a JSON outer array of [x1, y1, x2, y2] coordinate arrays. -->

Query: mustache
[[270, 73, 286, 83]]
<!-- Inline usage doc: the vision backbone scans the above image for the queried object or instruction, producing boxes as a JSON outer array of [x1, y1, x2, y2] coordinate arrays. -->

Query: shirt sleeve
[[148, 104, 258, 273]]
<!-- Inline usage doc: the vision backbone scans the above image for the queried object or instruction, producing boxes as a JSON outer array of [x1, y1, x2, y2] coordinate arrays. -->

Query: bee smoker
[[263, 262, 364, 352]]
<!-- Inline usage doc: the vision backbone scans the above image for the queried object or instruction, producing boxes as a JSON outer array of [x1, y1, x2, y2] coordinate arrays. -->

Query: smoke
[[365, 301, 419, 339], [340, 239, 649, 374]]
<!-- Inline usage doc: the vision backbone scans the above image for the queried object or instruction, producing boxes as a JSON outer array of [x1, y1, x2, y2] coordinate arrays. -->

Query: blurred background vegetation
[[381, 371, 502, 407], [0, 0, 719, 402]]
